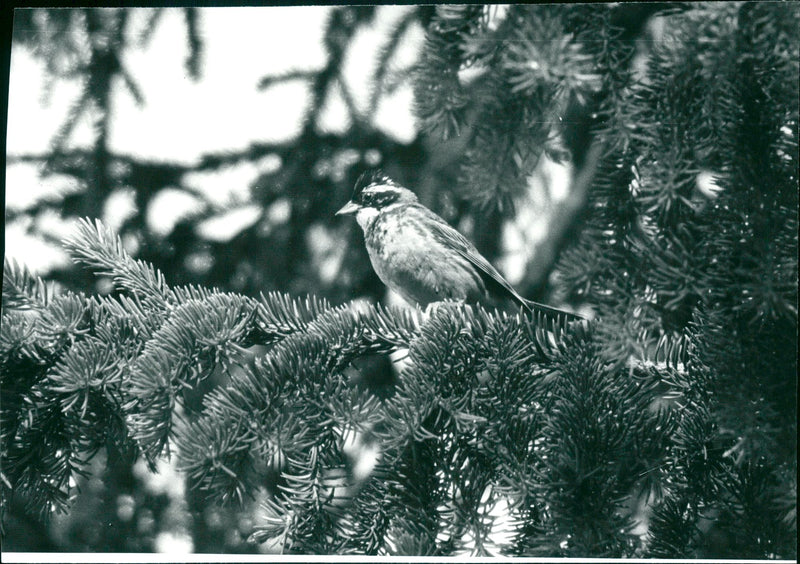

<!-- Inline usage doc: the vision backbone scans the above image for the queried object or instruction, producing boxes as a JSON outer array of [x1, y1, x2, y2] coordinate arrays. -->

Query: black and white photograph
[[1, 3, 797, 560]]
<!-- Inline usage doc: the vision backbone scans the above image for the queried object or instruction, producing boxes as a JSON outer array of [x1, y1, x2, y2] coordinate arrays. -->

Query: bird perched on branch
[[337, 170, 581, 324]]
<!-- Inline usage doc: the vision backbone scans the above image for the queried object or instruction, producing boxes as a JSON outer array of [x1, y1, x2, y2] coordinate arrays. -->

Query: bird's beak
[[336, 201, 359, 216]]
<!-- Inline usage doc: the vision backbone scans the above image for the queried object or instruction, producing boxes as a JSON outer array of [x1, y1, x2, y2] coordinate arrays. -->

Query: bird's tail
[[520, 297, 585, 332]]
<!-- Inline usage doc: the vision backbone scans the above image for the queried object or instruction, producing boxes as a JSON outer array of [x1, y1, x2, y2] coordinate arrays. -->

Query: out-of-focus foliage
[[7, 7, 443, 305]]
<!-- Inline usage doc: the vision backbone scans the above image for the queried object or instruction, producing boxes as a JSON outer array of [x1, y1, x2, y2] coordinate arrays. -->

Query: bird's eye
[[359, 186, 398, 208]]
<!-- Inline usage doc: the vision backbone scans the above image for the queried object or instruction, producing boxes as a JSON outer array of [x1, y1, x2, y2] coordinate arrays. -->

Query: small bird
[[336, 170, 581, 322]]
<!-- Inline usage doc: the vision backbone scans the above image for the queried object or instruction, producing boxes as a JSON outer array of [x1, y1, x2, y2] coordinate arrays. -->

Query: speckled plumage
[[364, 203, 488, 306]]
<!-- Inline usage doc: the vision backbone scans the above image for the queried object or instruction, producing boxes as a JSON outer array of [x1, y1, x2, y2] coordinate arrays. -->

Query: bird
[[336, 170, 581, 324]]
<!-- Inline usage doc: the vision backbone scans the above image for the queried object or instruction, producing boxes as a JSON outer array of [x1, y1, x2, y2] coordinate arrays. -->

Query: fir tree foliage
[[414, 4, 615, 213], [2, 2, 797, 557], [0, 221, 705, 556], [548, 2, 798, 558]]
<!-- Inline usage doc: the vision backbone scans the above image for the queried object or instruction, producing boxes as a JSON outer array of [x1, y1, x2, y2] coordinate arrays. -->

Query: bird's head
[[336, 170, 418, 229]]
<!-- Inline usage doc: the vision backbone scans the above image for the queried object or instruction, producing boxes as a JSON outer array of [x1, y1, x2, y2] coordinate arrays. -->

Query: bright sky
[[5, 6, 423, 273]]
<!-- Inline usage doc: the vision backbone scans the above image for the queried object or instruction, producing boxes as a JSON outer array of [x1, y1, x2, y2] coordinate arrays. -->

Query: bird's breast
[[365, 206, 485, 307]]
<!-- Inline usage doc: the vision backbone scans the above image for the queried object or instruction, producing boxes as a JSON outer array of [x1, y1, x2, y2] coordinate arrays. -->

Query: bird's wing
[[424, 208, 582, 322], [425, 212, 525, 301]]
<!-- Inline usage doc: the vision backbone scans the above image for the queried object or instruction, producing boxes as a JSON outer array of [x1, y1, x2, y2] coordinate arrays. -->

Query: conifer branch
[[127, 293, 259, 461], [62, 218, 175, 309], [3, 258, 57, 310]]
